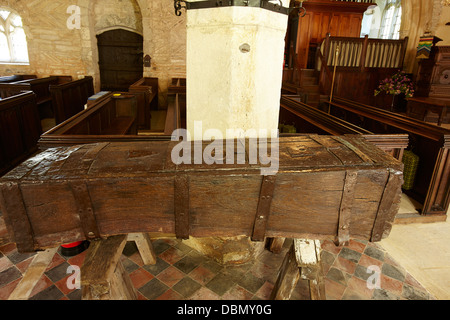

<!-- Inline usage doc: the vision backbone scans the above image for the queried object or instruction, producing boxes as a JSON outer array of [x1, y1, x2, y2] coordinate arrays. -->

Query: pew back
[[0, 75, 36, 84], [129, 77, 159, 129], [0, 91, 41, 176], [49, 76, 95, 125], [46, 93, 137, 136]]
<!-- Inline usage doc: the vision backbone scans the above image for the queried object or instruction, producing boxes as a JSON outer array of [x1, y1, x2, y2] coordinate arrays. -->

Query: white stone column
[[183, 2, 289, 265], [186, 3, 289, 140]]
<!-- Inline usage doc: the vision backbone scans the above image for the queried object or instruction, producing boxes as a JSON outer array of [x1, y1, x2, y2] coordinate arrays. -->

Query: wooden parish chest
[[0, 135, 403, 253]]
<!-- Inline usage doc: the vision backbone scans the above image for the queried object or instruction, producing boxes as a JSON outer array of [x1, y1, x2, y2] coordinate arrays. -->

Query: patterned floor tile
[[382, 263, 406, 282], [156, 288, 184, 300], [205, 271, 237, 296], [221, 284, 254, 300], [0, 236, 437, 301], [139, 278, 170, 300], [29, 284, 64, 300], [189, 265, 216, 285], [338, 247, 362, 264], [234, 271, 265, 294], [187, 286, 221, 300], [129, 267, 154, 289], [364, 245, 386, 261], [0, 267, 21, 288], [157, 265, 187, 287], [143, 257, 170, 276], [172, 277, 202, 298], [254, 281, 274, 300]]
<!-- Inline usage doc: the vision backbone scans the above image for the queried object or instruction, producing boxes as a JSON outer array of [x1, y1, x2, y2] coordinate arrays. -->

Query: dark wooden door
[[97, 29, 143, 92]]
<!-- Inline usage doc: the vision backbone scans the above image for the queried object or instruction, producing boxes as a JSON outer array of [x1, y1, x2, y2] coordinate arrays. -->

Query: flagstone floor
[[0, 228, 436, 300]]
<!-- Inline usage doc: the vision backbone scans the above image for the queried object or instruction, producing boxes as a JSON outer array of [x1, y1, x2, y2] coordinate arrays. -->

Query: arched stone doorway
[[90, 0, 144, 91], [97, 29, 143, 91]]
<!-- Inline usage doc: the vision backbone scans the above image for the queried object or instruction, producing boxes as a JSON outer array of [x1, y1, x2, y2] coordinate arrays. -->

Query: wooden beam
[[127, 233, 157, 265], [271, 239, 325, 300], [268, 237, 286, 254], [8, 247, 58, 300], [81, 235, 137, 300]]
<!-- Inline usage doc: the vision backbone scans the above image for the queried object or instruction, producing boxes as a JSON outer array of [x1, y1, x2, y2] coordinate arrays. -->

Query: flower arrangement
[[374, 70, 415, 98]]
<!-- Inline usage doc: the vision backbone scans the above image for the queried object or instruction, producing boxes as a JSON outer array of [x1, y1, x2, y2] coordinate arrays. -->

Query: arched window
[[0, 9, 29, 64], [379, 0, 402, 39]]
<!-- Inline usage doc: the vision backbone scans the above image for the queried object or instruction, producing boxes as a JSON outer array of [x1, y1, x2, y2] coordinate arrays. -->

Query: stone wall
[[0, 0, 88, 79], [435, 4, 450, 46], [0, 0, 187, 107], [401, 0, 450, 74], [1, 0, 449, 101]]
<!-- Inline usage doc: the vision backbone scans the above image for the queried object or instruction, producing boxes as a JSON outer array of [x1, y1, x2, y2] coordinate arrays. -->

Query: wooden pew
[[0, 76, 72, 119], [406, 97, 450, 126], [280, 95, 408, 162], [40, 92, 137, 140], [129, 77, 159, 130], [164, 92, 186, 135], [280, 95, 373, 136], [168, 78, 186, 94], [39, 92, 186, 149], [49, 76, 95, 125], [0, 91, 41, 176], [326, 96, 450, 217], [0, 75, 36, 84]]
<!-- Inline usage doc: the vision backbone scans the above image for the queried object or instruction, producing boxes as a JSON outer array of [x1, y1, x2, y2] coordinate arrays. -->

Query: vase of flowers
[[374, 70, 415, 112]]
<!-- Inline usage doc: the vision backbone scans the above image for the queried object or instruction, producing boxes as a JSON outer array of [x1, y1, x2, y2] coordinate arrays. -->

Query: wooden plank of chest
[[0, 135, 403, 252]]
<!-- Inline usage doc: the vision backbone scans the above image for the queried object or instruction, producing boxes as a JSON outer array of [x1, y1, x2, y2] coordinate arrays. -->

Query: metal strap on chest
[[174, 175, 190, 239], [335, 170, 358, 246], [252, 175, 277, 242], [70, 182, 101, 240]]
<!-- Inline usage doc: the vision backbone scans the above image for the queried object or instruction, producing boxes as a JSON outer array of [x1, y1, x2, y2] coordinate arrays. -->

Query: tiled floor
[[0, 231, 436, 300]]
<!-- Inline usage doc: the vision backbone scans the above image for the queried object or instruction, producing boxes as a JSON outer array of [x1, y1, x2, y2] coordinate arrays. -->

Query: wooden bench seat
[[102, 117, 136, 135]]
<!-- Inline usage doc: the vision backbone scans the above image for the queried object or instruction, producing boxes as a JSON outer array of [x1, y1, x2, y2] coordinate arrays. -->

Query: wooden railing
[[168, 78, 186, 94], [319, 34, 408, 71], [280, 95, 373, 136]]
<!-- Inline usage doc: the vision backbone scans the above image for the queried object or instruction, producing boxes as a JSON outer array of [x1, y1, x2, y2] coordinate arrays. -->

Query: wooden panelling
[[50, 76, 95, 125], [129, 77, 159, 130], [293, 0, 372, 69], [0, 92, 41, 176]]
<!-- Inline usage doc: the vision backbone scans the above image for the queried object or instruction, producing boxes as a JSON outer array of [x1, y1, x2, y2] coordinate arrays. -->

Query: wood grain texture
[[0, 135, 403, 252], [81, 235, 131, 300]]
